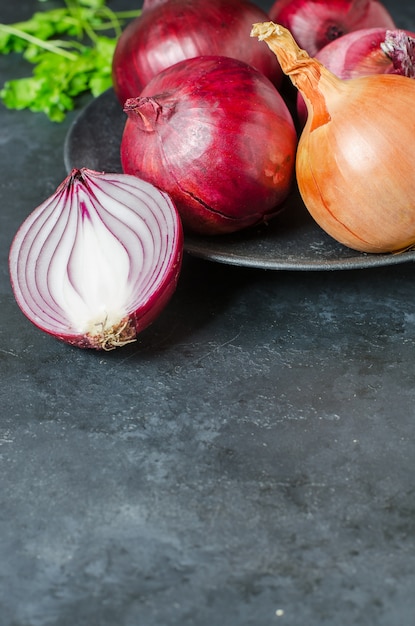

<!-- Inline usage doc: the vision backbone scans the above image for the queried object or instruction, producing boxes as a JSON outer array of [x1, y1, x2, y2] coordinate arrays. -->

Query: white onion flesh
[[9, 169, 183, 350]]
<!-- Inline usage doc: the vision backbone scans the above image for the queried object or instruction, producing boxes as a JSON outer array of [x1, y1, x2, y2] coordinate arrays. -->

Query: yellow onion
[[251, 21, 415, 254]]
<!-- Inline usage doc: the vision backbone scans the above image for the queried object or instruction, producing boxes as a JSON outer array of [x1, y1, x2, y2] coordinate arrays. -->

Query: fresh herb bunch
[[0, 0, 140, 121]]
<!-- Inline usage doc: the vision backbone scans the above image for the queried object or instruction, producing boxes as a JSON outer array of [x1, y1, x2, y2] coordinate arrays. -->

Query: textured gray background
[[1, 1, 415, 625]]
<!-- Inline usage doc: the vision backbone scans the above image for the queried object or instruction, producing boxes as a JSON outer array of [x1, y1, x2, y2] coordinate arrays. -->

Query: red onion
[[297, 28, 415, 125], [112, 0, 283, 105], [9, 169, 183, 350], [268, 0, 395, 56], [120, 55, 298, 236]]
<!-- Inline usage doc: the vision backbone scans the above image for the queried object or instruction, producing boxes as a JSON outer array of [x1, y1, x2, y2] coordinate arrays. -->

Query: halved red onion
[[9, 169, 183, 350]]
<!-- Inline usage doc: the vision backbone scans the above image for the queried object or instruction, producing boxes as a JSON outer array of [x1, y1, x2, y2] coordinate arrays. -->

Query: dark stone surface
[[1, 1, 415, 625]]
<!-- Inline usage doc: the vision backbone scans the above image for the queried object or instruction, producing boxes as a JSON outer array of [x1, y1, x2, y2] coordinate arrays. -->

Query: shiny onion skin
[[251, 22, 415, 254], [314, 28, 415, 79], [120, 56, 297, 236], [9, 169, 183, 350], [268, 0, 395, 56], [297, 28, 415, 125], [112, 0, 283, 105]]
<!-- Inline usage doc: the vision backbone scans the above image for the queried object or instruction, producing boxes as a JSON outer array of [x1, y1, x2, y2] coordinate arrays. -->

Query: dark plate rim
[[63, 89, 415, 272]]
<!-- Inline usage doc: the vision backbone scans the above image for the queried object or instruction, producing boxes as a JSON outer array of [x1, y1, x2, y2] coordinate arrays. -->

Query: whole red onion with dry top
[[120, 55, 298, 236], [9, 169, 183, 350], [268, 0, 395, 56], [121, 56, 297, 234], [112, 0, 283, 105]]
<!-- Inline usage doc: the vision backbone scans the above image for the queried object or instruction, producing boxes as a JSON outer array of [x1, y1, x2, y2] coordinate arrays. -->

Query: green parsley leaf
[[0, 0, 141, 121]]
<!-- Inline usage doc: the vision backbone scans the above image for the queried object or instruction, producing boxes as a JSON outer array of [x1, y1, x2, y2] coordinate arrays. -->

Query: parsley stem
[[0, 24, 77, 60], [112, 12, 142, 19], [97, 7, 122, 40]]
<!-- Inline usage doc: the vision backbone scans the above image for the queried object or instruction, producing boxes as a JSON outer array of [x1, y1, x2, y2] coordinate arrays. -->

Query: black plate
[[64, 89, 415, 271]]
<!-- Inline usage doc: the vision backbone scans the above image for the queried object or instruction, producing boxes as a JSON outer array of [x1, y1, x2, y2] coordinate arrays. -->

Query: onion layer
[[120, 55, 297, 236], [251, 22, 415, 254], [112, 0, 283, 105], [9, 169, 183, 350]]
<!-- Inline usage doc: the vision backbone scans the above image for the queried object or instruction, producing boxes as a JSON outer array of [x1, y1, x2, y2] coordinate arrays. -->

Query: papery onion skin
[[315, 28, 415, 79], [9, 169, 183, 350], [268, 0, 395, 56], [296, 28, 415, 125], [251, 22, 415, 254], [120, 55, 298, 236], [112, 0, 283, 105]]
